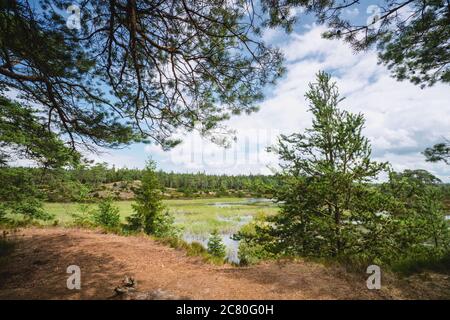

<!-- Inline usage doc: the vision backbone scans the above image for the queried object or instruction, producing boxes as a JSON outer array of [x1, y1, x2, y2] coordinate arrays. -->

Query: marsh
[[41, 198, 278, 263]]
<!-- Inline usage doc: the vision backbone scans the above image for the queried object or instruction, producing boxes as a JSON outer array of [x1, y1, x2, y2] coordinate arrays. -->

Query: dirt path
[[0, 227, 448, 299]]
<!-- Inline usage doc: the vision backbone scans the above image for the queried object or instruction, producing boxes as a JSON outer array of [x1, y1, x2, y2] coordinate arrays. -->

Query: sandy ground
[[0, 227, 448, 300]]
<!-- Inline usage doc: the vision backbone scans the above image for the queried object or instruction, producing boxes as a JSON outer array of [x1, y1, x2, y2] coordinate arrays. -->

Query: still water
[[182, 214, 253, 264], [181, 198, 272, 263]]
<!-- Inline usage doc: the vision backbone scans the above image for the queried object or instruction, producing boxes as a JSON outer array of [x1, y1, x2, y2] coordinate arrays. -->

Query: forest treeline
[[0, 164, 279, 203], [3, 163, 450, 202]]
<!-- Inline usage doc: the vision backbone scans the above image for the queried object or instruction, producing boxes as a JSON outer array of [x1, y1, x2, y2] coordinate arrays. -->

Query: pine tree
[[266, 71, 392, 258], [207, 230, 226, 259], [126, 160, 176, 237]]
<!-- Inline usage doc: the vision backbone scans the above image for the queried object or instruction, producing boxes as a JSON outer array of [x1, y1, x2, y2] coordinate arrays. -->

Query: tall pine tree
[[266, 71, 392, 259]]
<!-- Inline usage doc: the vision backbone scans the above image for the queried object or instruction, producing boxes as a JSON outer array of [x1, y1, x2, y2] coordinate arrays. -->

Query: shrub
[[71, 187, 96, 227], [234, 214, 276, 265], [0, 167, 53, 224], [188, 241, 208, 256], [207, 230, 226, 259], [152, 210, 179, 238], [71, 210, 94, 227], [157, 237, 224, 264], [91, 197, 121, 228], [392, 251, 450, 275], [10, 198, 53, 222], [0, 204, 8, 224]]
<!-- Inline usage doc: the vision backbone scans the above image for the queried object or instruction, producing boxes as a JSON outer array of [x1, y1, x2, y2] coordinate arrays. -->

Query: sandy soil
[[0, 227, 448, 300]]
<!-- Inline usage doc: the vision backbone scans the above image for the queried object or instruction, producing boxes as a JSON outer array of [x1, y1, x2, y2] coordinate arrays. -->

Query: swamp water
[[180, 199, 272, 263]]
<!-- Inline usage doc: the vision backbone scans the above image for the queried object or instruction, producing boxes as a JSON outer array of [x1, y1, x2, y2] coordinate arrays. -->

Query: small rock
[[111, 276, 189, 300]]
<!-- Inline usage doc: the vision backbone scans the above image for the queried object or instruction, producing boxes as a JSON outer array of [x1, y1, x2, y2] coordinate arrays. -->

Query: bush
[[234, 214, 276, 265], [9, 198, 53, 223], [71, 211, 94, 228], [237, 241, 270, 265], [391, 251, 450, 275], [152, 210, 179, 238], [188, 241, 208, 256], [91, 197, 121, 228], [157, 237, 224, 264], [0, 167, 53, 224], [70, 187, 95, 227], [207, 230, 226, 259], [0, 205, 8, 224]]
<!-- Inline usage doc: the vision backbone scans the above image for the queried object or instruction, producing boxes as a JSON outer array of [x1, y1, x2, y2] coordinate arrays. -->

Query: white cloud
[[345, 8, 360, 18], [100, 24, 450, 181]]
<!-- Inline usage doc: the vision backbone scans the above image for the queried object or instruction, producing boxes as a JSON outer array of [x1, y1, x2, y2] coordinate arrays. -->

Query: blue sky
[[88, 3, 450, 181]]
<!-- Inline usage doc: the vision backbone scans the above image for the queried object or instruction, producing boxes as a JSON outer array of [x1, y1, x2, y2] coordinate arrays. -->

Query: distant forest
[[0, 163, 280, 202], [2, 163, 450, 206]]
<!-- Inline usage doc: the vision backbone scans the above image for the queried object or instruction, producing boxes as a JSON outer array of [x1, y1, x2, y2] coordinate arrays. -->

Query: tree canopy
[[424, 139, 450, 165], [268, 0, 449, 87], [0, 96, 78, 167], [0, 0, 285, 155], [314, 0, 450, 87]]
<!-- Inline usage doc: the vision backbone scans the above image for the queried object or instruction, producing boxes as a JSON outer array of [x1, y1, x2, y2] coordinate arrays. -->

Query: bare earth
[[0, 227, 449, 300]]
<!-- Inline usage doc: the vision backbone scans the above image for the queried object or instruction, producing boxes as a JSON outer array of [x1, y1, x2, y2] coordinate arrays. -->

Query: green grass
[[42, 197, 278, 235], [156, 236, 226, 264]]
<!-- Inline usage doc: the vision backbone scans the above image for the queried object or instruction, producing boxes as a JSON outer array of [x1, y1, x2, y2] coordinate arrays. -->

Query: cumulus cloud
[[97, 24, 450, 181]]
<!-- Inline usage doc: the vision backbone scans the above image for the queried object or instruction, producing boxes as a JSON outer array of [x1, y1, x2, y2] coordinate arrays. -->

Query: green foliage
[[376, 1, 450, 86], [424, 140, 450, 165], [207, 230, 226, 259], [313, 0, 450, 87], [381, 170, 450, 260], [235, 214, 275, 265], [241, 72, 450, 269], [157, 237, 224, 265], [0, 95, 80, 224], [186, 241, 209, 257], [126, 160, 178, 237], [8, 198, 53, 222], [0, 1, 285, 154], [70, 186, 96, 227], [0, 96, 80, 167], [0, 166, 53, 223], [265, 71, 390, 259], [151, 210, 179, 238], [392, 251, 450, 275], [91, 197, 121, 229], [0, 163, 278, 203], [261, 0, 450, 86], [0, 206, 7, 224]]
